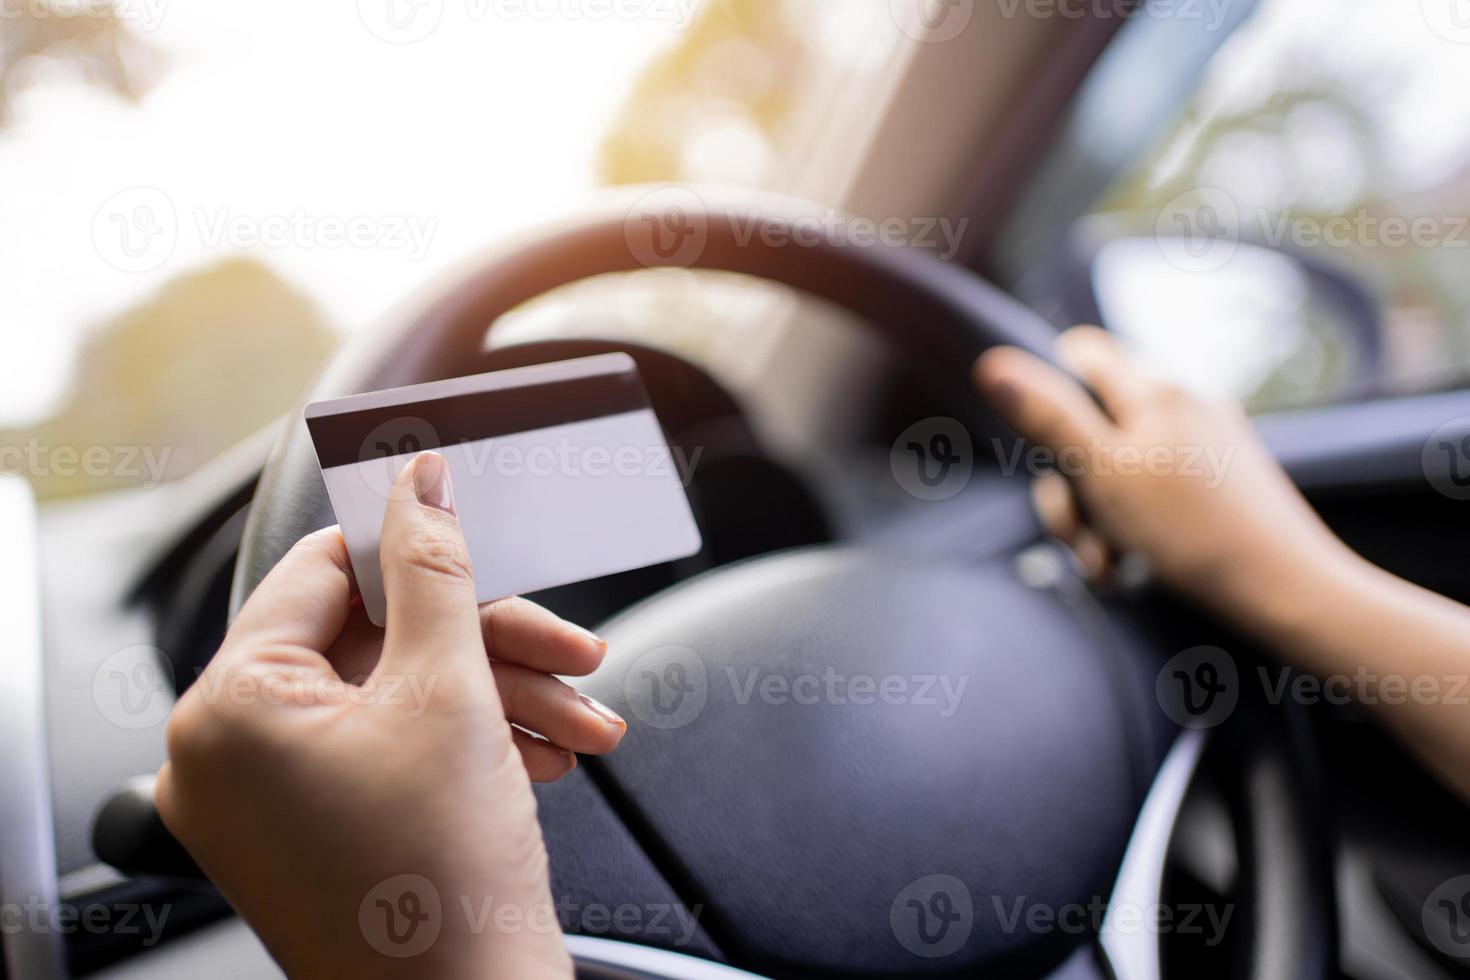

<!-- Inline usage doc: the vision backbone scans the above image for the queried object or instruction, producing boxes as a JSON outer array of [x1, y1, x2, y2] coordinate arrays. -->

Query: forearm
[[975, 331, 1470, 801], [1225, 539, 1470, 802]]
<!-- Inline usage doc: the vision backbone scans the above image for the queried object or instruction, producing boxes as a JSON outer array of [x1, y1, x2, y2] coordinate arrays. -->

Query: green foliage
[[1, 259, 338, 499], [596, 0, 800, 185]]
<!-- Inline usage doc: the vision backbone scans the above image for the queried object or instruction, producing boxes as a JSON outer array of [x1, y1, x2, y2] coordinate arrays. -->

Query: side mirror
[[1086, 237, 1383, 411]]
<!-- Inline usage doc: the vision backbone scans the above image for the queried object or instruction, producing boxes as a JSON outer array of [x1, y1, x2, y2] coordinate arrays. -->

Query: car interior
[[6, 0, 1470, 977]]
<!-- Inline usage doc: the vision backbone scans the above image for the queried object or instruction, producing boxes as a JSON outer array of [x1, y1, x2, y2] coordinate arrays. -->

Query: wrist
[[353, 930, 572, 980], [425, 886, 572, 980], [1210, 530, 1372, 648], [469, 936, 573, 980]]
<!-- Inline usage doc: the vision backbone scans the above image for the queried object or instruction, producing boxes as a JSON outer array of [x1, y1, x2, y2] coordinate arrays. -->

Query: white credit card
[[305, 353, 702, 626]]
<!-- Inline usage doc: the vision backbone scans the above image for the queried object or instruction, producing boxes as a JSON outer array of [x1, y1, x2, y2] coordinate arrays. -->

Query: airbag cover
[[579, 547, 1157, 976]]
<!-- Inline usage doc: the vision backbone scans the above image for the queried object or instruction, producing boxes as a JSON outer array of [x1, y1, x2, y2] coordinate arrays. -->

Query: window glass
[[998, 0, 1470, 411], [0, 0, 897, 499]]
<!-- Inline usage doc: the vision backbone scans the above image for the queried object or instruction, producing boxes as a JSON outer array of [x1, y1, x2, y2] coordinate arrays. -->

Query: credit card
[[304, 353, 703, 626]]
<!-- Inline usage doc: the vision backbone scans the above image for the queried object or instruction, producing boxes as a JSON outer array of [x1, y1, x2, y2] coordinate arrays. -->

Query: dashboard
[[10, 339, 1470, 978]]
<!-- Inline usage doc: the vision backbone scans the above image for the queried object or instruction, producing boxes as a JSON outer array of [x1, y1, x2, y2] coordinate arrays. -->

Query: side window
[[994, 0, 1470, 412]]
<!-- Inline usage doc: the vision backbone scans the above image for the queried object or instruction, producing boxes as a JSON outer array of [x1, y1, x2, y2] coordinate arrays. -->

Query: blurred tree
[[1, 3, 343, 500], [0, 259, 338, 500], [0, 0, 161, 125], [1095, 5, 1470, 405], [597, 0, 802, 185]]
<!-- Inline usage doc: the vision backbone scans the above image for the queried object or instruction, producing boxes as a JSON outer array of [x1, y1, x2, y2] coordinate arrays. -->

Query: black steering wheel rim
[[230, 186, 1057, 610], [230, 185, 1333, 979]]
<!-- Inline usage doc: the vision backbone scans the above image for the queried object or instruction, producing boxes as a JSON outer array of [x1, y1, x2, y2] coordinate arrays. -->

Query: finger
[[510, 728, 578, 783], [1030, 468, 1115, 583], [225, 526, 354, 660], [481, 597, 607, 677], [154, 761, 177, 829], [322, 605, 388, 684], [378, 452, 485, 675], [1055, 326, 1156, 424], [492, 662, 626, 755], [328, 597, 610, 684], [1069, 527, 1115, 585], [975, 345, 1115, 454], [1030, 471, 1081, 543]]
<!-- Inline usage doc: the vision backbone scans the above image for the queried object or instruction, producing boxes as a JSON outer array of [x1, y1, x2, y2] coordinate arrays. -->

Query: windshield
[[2, 0, 898, 499], [993, 0, 1470, 411]]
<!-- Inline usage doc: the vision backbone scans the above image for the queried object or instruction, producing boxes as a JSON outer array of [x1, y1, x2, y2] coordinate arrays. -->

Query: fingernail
[[559, 748, 578, 771], [412, 452, 455, 514], [578, 694, 626, 731], [571, 622, 608, 655]]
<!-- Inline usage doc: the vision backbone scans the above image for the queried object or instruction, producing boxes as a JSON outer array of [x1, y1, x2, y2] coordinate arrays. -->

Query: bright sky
[[8, 0, 1469, 426], [1106, 0, 1470, 399], [1152, 0, 1470, 207], [0, 0, 687, 425]]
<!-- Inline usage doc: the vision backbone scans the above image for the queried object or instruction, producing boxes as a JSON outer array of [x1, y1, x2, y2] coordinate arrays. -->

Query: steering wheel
[[230, 188, 1335, 979]]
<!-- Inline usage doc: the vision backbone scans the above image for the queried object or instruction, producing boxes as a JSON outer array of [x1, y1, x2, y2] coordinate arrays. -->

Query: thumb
[[377, 451, 485, 676], [974, 345, 1115, 455]]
